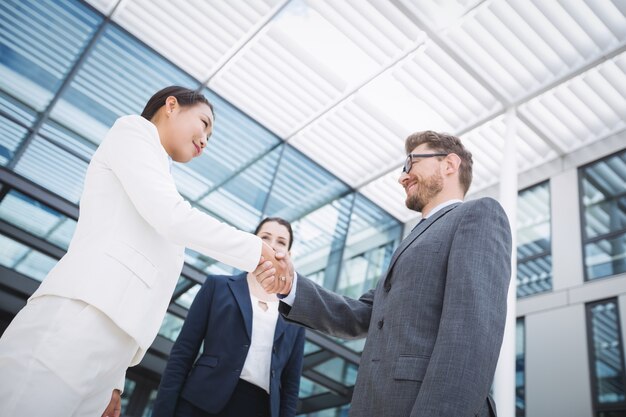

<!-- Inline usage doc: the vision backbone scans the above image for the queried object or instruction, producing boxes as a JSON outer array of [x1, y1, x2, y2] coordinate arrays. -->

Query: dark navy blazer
[[152, 273, 305, 417]]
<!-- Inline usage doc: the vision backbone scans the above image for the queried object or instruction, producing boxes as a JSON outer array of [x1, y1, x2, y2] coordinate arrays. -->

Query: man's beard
[[405, 172, 444, 212]]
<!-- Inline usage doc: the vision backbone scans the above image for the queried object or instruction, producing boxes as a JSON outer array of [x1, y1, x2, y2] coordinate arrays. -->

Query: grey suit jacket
[[280, 198, 512, 417]]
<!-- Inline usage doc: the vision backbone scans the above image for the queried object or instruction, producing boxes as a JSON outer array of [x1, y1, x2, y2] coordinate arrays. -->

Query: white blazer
[[31, 115, 261, 365]]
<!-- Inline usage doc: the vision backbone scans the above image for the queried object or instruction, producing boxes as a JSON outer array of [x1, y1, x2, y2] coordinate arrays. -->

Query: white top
[[239, 294, 279, 393]]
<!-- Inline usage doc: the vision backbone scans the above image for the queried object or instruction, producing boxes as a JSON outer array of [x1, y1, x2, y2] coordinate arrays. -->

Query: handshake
[[257, 242, 294, 295]]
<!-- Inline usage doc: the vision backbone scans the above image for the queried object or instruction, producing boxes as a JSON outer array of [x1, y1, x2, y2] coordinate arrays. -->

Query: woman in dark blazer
[[152, 217, 305, 417]]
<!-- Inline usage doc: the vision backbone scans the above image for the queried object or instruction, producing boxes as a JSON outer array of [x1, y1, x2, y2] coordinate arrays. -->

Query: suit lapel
[[384, 203, 461, 283], [228, 273, 253, 341], [274, 315, 287, 343]]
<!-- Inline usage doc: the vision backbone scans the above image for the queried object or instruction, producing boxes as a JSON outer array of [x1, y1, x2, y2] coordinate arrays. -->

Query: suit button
[[234, 369, 240, 373], [377, 319, 384, 329], [273, 346, 277, 354], [271, 370, 275, 378], [243, 344, 249, 349]]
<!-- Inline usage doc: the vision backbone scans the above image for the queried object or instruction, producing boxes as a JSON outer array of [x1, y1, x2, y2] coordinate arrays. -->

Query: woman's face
[[256, 221, 291, 254], [158, 98, 214, 163]]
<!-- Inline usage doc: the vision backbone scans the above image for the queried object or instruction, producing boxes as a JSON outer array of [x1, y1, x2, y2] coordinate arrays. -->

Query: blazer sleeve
[[279, 327, 306, 417], [279, 274, 374, 339], [411, 198, 512, 417], [99, 116, 261, 272], [152, 277, 215, 417]]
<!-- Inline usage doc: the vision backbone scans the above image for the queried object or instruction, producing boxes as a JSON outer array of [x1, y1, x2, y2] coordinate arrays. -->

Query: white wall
[[525, 304, 593, 417]]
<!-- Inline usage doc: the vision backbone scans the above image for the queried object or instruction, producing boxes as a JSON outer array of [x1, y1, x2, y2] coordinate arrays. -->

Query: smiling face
[[398, 144, 445, 213], [256, 221, 291, 255], [157, 97, 214, 163]]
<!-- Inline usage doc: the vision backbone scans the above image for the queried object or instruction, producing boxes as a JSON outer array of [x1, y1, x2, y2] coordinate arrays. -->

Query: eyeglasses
[[402, 153, 448, 173]]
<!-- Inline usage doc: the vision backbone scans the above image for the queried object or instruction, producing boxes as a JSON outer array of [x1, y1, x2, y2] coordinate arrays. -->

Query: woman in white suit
[[0, 86, 288, 417]]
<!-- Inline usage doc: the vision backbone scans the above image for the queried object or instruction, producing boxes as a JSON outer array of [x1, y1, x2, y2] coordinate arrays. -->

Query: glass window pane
[[48, 24, 198, 145], [264, 146, 349, 221], [337, 194, 401, 298], [0, 191, 76, 250], [14, 136, 88, 203], [588, 300, 626, 405], [312, 357, 357, 386], [517, 182, 552, 297], [199, 146, 282, 230], [0, 93, 38, 165], [0, 234, 57, 282], [516, 318, 525, 417], [0, 0, 102, 111], [120, 378, 137, 415], [158, 312, 184, 342], [299, 376, 330, 398], [581, 150, 626, 281]]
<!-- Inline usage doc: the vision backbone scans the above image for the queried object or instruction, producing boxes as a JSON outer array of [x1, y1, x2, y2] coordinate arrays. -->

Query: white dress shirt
[[239, 294, 279, 393]]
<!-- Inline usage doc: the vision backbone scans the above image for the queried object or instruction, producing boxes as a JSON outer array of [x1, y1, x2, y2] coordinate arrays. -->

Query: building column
[[493, 108, 518, 417]]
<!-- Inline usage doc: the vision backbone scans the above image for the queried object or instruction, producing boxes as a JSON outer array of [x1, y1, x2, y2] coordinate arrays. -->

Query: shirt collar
[[422, 199, 463, 220]]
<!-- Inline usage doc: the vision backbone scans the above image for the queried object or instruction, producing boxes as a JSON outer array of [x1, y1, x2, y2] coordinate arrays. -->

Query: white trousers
[[0, 295, 139, 417]]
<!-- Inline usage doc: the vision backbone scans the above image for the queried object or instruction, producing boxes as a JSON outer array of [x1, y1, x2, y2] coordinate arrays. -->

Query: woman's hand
[[101, 389, 121, 417]]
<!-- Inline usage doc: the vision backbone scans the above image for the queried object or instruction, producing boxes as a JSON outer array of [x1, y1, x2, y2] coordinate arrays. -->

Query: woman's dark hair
[[141, 86, 214, 120], [254, 217, 294, 250]]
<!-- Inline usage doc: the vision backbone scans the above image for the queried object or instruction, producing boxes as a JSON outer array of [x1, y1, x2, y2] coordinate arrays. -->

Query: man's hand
[[256, 247, 294, 295], [101, 389, 121, 417]]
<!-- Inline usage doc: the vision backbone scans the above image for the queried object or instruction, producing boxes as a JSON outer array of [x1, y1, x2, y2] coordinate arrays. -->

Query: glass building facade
[[0, 0, 402, 415]]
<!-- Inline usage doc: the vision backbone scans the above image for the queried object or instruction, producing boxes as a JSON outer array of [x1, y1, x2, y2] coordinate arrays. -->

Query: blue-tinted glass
[[0, 190, 76, 250], [585, 235, 626, 280], [291, 195, 352, 278], [516, 318, 525, 417], [517, 182, 551, 297], [264, 146, 349, 221], [581, 151, 626, 281], [337, 194, 401, 298], [200, 146, 282, 230], [0, 0, 102, 111], [0, 93, 38, 165], [158, 312, 184, 342], [184, 88, 281, 187], [299, 376, 330, 398], [175, 283, 201, 309], [589, 301, 626, 404], [0, 234, 57, 282], [14, 136, 88, 203], [120, 379, 137, 415], [517, 255, 552, 298], [49, 24, 199, 144], [313, 358, 357, 386]]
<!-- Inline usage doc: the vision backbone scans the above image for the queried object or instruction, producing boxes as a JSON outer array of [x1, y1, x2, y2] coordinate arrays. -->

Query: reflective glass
[[290, 195, 352, 279], [49, 24, 198, 145], [0, 190, 76, 249], [299, 376, 330, 398], [581, 150, 626, 280], [588, 300, 626, 404], [0, 0, 102, 111], [516, 318, 525, 417], [337, 194, 401, 298], [120, 378, 137, 415], [312, 357, 357, 386], [517, 182, 552, 297], [0, 234, 57, 282], [264, 146, 349, 221], [199, 146, 282, 231], [158, 312, 184, 342], [14, 136, 89, 203], [175, 283, 201, 310], [0, 93, 37, 165]]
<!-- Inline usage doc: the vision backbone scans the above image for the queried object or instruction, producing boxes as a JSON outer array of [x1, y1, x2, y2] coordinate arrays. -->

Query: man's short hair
[[405, 131, 473, 194]]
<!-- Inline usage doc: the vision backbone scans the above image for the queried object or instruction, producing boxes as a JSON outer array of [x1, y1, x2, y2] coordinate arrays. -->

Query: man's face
[[398, 145, 444, 212]]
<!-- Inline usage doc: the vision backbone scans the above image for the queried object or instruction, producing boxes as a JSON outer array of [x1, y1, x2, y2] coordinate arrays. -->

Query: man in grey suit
[[257, 130, 512, 417]]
